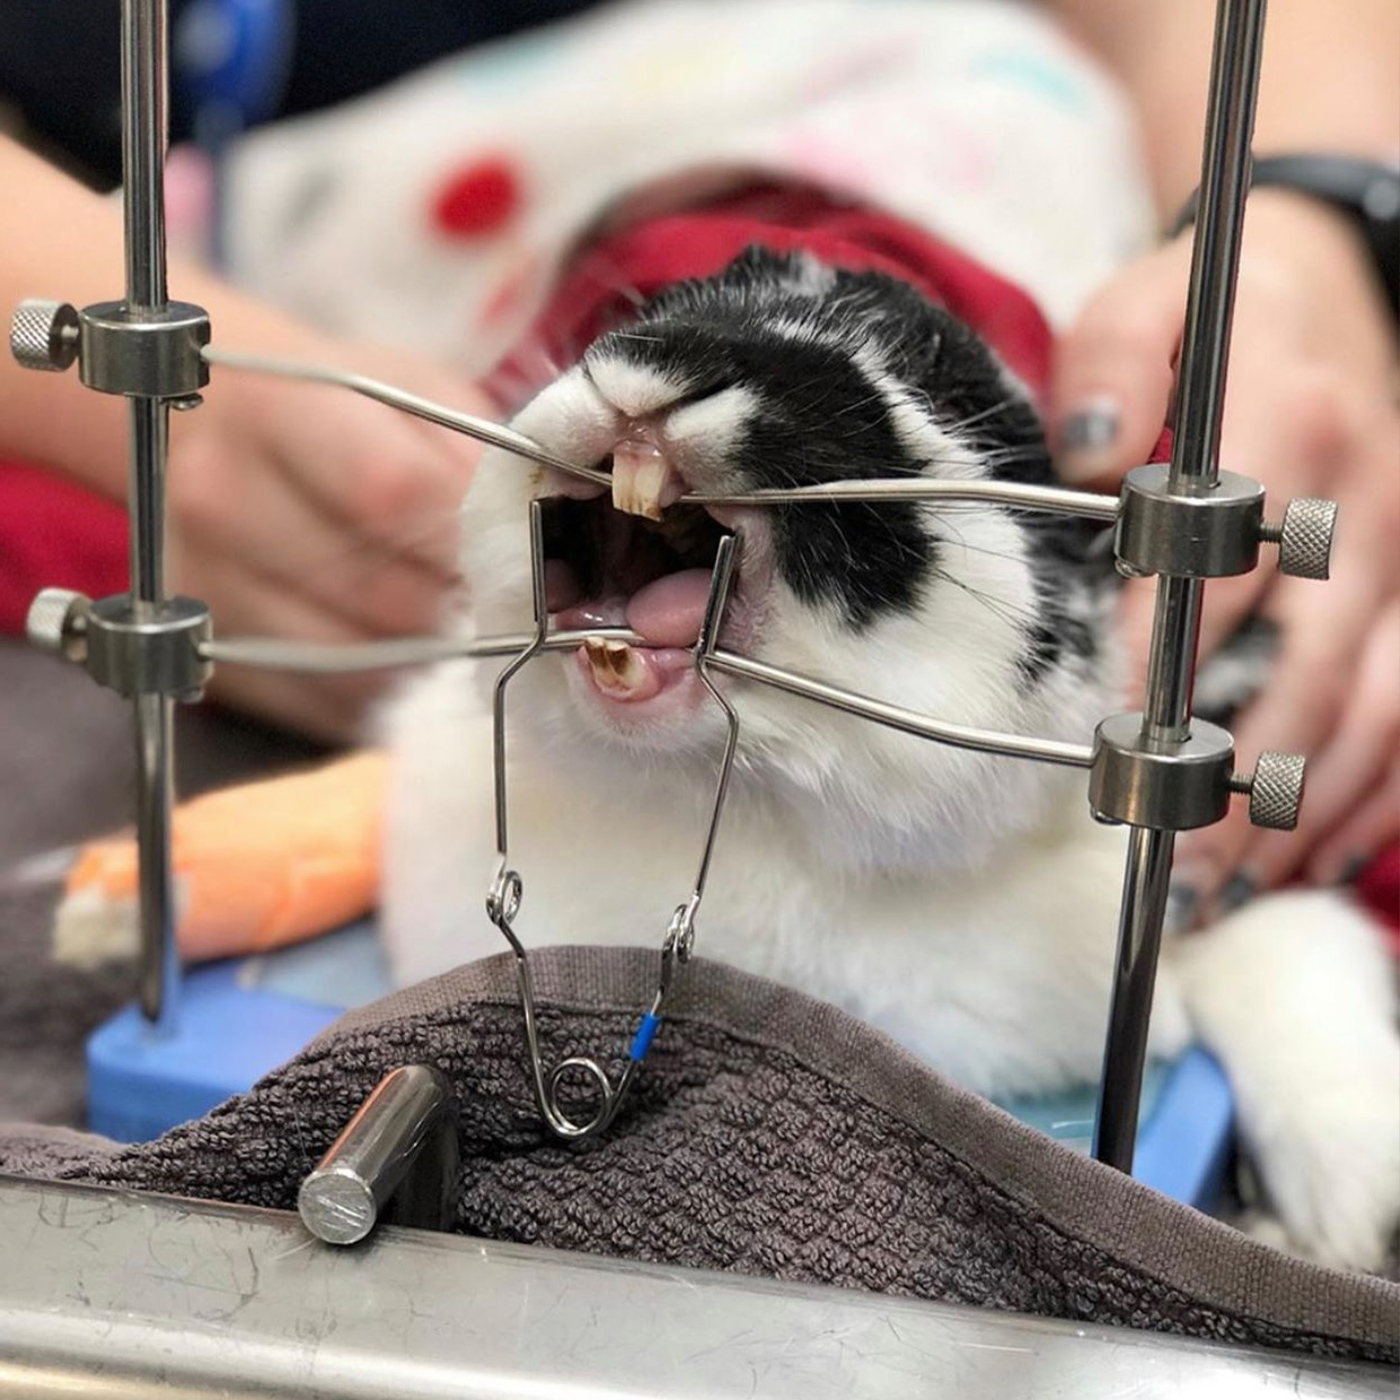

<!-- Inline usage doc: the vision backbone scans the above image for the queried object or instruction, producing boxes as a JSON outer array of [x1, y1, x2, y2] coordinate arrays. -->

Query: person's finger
[[269, 364, 484, 567], [1114, 558, 1279, 706], [1177, 487, 1391, 910], [1307, 758, 1400, 887], [170, 431, 459, 641], [1052, 240, 1186, 486], [202, 666, 370, 747], [1190, 386, 1400, 903], [170, 539, 400, 742], [292, 413, 473, 579], [1238, 602, 1400, 889], [1185, 356, 1337, 664], [188, 377, 478, 579]]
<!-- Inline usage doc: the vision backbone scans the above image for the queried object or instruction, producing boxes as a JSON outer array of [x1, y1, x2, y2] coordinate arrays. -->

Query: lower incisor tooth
[[586, 637, 646, 691], [607, 642, 646, 688]]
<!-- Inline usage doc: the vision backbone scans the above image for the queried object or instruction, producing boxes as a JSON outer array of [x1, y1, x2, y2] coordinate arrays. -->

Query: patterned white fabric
[[221, 0, 1155, 372]]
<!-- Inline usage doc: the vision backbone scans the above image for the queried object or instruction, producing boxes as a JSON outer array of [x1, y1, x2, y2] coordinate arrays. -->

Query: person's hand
[[168, 317, 489, 742], [1052, 190, 1400, 918]]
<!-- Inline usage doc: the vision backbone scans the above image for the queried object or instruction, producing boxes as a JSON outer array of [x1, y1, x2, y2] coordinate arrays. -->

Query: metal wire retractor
[[485, 505, 742, 1140]]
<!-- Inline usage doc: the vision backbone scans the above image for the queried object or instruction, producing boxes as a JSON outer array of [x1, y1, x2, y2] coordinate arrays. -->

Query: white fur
[[664, 386, 759, 462], [584, 357, 693, 420], [1169, 893, 1400, 1272], [383, 344, 1400, 1274]]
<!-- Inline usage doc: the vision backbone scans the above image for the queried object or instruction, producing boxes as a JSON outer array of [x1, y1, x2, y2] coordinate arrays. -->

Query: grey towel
[[0, 881, 136, 1125], [4, 945, 1397, 1364]]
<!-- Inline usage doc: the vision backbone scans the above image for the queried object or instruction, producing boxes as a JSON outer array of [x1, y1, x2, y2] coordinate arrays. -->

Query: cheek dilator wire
[[484, 504, 742, 1140]]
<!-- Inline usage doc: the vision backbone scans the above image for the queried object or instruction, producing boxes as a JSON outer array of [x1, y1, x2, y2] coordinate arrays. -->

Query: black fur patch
[[589, 247, 1111, 669]]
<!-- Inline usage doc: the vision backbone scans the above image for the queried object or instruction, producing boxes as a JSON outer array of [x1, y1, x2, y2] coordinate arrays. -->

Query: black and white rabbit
[[382, 246, 1400, 1272]]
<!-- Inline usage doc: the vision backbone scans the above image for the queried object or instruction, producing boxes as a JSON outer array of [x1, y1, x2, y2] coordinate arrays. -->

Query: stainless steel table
[[0, 1176, 1390, 1399]]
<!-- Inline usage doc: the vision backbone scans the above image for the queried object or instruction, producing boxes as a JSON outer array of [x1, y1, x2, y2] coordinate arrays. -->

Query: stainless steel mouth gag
[[481, 504, 743, 1140], [10, 0, 1342, 1210]]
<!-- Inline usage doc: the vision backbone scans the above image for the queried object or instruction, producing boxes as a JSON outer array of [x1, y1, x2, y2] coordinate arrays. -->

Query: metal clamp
[[78, 299, 210, 399], [1088, 712, 1237, 830], [298, 1065, 459, 1246], [1089, 712, 1306, 832], [12, 296, 211, 401], [86, 594, 213, 699], [1116, 465, 1265, 578], [26, 587, 212, 701], [1116, 464, 1336, 581]]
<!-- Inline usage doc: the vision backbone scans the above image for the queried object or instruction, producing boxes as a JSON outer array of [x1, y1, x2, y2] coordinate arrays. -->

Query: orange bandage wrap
[[60, 751, 386, 964]]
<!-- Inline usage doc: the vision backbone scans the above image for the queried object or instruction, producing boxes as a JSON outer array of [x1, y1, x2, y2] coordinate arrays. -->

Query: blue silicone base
[[86, 922, 387, 1143], [995, 1046, 1235, 1208], [87, 968, 343, 1143]]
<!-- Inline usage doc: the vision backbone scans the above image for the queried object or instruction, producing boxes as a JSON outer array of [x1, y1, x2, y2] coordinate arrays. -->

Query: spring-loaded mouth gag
[[23, 335, 1325, 1155], [482, 501, 742, 1141]]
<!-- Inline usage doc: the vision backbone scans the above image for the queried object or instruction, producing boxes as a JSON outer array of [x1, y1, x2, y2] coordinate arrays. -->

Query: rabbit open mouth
[[539, 449, 764, 706]]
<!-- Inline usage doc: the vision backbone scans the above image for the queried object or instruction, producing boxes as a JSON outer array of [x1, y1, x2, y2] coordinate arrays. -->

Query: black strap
[[1171, 154, 1400, 325]]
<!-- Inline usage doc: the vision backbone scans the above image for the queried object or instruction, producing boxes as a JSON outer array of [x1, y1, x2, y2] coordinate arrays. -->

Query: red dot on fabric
[[431, 158, 521, 239]]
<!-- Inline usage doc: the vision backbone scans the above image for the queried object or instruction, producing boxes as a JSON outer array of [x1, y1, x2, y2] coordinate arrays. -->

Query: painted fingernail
[[1165, 882, 1202, 935], [1057, 397, 1121, 480], [1336, 855, 1369, 887], [1215, 872, 1258, 917]]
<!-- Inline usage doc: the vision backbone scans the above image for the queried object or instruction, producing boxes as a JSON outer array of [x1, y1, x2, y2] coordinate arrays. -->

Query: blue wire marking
[[629, 1012, 662, 1062]]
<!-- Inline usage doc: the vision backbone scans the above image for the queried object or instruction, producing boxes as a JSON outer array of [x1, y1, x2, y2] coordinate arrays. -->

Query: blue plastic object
[[995, 1046, 1235, 1209], [87, 922, 389, 1144], [1133, 1046, 1236, 1206], [87, 921, 1235, 1209], [629, 1010, 662, 1061], [175, 0, 292, 126], [173, 0, 293, 266]]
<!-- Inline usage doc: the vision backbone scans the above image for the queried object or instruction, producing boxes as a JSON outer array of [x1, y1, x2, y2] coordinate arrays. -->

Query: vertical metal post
[[121, 0, 180, 1031], [1092, 0, 1268, 1169]]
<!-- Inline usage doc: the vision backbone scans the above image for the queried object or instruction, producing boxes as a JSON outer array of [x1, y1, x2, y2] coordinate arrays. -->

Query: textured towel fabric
[[0, 881, 136, 1126], [3, 944, 1397, 1363]]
